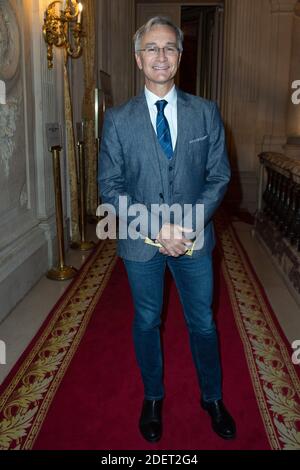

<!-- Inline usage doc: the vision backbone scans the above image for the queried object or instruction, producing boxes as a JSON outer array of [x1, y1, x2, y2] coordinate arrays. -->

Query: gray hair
[[133, 16, 184, 53]]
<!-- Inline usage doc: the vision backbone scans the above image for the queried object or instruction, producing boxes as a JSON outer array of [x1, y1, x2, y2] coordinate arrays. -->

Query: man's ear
[[178, 52, 182, 67], [135, 53, 143, 70]]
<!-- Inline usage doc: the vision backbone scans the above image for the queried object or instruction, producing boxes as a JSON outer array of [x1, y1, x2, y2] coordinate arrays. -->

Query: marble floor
[[0, 221, 299, 385]]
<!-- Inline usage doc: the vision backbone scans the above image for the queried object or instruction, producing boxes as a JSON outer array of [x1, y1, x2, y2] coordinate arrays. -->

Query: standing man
[[99, 16, 236, 443]]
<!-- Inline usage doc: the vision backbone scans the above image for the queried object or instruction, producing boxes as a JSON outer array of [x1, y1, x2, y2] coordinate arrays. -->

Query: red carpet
[[0, 217, 299, 450]]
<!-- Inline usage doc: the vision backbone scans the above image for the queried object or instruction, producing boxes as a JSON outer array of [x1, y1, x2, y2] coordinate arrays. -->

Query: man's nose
[[157, 48, 167, 60]]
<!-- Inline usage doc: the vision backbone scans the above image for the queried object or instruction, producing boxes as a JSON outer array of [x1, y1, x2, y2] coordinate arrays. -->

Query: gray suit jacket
[[98, 88, 231, 261]]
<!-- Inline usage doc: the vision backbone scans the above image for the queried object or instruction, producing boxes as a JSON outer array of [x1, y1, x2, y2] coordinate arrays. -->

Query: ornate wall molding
[[0, 0, 20, 90], [0, 82, 22, 178], [0, 1, 22, 179]]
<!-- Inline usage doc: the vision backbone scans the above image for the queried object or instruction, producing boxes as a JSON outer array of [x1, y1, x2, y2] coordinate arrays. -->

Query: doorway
[[179, 4, 224, 104]]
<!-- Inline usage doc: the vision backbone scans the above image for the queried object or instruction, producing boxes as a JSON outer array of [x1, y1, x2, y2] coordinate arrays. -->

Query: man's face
[[135, 25, 182, 87]]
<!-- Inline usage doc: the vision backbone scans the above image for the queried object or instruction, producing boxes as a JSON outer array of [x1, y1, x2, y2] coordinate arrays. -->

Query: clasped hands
[[155, 223, 194, 257]]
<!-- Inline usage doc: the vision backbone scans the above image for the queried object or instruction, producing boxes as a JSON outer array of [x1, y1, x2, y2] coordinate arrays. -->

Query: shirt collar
[[144, 85, 177, 108]]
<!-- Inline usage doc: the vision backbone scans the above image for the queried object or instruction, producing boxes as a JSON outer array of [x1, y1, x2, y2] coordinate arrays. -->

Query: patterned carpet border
[[217, 217, 300, 450], [0, 240, 117, 450]]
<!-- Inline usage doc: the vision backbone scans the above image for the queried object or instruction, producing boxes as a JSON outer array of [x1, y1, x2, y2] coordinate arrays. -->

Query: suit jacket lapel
[[175, 88, 189, 176]]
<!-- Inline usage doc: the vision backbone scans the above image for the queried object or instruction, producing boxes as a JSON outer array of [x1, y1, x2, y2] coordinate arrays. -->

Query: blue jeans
[[123, 251, 222, 402]]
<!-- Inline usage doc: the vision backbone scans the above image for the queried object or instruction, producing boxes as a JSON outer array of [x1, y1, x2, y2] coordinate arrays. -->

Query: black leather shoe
[[139, 399, 163, 443], [201, 399, 236, 440]]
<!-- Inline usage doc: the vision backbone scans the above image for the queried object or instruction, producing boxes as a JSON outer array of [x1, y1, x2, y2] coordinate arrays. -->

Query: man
[[99, 16, 236, 443]]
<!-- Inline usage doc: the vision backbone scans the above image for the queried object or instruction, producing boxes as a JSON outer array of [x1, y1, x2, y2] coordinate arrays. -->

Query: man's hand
[[156, 223, 194, 257]]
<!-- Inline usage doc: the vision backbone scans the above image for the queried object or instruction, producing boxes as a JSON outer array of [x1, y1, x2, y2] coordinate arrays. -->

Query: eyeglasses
[[137, 46, 180, 57]]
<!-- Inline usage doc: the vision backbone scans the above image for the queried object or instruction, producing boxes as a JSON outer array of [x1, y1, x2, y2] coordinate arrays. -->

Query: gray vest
[[151, 126, 178, 210]]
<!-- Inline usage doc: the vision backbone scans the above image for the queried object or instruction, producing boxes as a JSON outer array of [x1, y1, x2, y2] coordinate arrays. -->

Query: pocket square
[[189, 135, 208, 144]]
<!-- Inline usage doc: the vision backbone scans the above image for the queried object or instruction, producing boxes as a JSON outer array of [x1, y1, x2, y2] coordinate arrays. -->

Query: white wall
[[95, 0, 135, 105], [221, 0, 297, 212], [0, 0, 66, 322]]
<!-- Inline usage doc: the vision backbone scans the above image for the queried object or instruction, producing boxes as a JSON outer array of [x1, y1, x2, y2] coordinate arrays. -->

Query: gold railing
[[258, 152, 300, 252]]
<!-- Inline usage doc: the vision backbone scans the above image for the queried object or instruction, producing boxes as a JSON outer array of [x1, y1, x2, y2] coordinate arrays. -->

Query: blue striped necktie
[[155, 100, 173, 160]]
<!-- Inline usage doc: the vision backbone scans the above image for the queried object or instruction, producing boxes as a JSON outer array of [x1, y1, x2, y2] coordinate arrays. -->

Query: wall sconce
[[42, 0, 84, 69]]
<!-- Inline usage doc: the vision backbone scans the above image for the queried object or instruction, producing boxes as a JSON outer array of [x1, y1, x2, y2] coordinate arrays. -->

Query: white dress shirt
[[144, 85, 178, 150]]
